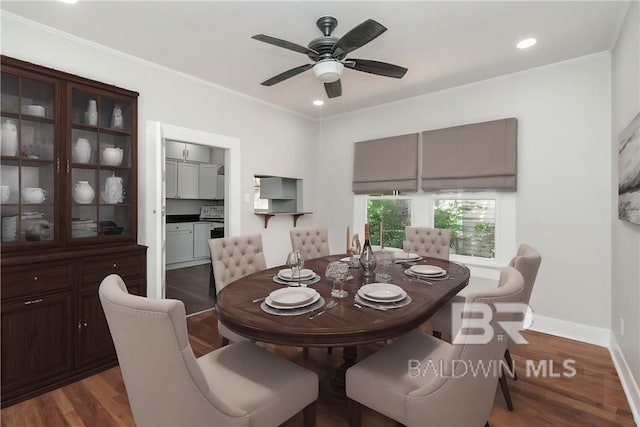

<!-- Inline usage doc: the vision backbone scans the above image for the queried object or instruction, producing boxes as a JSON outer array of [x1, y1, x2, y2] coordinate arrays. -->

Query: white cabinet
[[198, 164, 219, 199], [165, 161, 177, 198], [193, 223, 214, 259], [177, 163, 199, 199], [166, 140, 210, 163], [166, 223, 194, 264], [166, 161, 199, 199]]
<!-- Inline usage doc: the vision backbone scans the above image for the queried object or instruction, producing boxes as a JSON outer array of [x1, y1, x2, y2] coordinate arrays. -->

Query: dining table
[[215, 253, 470, 391]]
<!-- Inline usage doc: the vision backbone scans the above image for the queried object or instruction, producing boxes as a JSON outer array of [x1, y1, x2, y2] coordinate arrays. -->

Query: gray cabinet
[[166, 161, 199, 199], [166, 141, 210, 163], [198, 164, 220, 199], [259, 177, 298, 212], [165, 223, 193, 264]]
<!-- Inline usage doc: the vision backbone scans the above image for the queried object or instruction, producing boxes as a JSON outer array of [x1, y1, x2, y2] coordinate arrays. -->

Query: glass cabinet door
[[1, 71, 58, 246], [69, 88, 133, 241]]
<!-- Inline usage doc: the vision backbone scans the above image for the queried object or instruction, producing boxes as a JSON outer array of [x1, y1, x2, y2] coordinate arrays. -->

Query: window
[[366, 199, 411, 249], [355, 192, 514, 268], [434, 199, 496, 259]]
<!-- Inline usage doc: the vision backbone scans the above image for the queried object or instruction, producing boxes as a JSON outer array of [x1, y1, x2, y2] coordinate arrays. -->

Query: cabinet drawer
[[1, 263, 71, 300], [166, 223, 194, 232], [82, 253, 144, 285]]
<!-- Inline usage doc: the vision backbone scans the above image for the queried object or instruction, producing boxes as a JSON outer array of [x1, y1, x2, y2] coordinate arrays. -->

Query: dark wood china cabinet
[[0, 56, 147, 407]]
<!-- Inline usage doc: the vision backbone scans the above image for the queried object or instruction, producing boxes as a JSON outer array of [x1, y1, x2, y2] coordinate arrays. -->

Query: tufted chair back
[[403, 227, 451, 260], [209, 234, 267, 292], [209, 234, 267, 345], [289, 227, 330, 260]]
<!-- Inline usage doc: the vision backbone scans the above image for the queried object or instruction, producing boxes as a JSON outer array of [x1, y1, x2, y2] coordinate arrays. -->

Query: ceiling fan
[[252, 16, 408, 99]]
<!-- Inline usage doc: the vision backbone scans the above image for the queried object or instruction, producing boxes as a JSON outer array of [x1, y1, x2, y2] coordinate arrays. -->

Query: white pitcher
[[103, 174, 124, 204]]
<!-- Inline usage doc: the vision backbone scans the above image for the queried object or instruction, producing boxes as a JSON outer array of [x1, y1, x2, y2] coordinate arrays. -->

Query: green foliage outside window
[[366, 199, 411, 249], [434, 200, 495, 258]]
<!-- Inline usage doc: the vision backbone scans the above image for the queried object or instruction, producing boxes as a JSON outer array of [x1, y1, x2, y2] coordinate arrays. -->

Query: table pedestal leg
[[331, 345, 357, 390]]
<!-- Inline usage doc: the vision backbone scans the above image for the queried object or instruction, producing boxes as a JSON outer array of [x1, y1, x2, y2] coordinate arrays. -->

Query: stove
[[199, 205, 224, 222]]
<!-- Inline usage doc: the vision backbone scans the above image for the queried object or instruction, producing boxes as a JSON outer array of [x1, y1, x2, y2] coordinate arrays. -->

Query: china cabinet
[[0, 56, 147, 407]]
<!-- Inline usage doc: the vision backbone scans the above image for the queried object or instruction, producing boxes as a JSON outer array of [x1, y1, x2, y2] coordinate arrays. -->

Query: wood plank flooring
[[1, 309, 635, 427], [165, 264, 214, 315]]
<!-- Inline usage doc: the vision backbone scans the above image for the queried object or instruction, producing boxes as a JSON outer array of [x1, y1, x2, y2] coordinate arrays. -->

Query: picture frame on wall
[[618, 112, 640, 225]]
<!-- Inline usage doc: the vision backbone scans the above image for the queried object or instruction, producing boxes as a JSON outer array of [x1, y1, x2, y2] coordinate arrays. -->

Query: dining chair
[[346, 266, 524, 427], [290, 227, 330, 260], [209, 234, 267, 347], [428, 243, 542, 411], [99, 274, 318, 427], [403, 226, 451, 260]]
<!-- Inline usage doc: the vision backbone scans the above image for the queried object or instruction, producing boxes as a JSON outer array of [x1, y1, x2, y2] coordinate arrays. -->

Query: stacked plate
[[392, 252, 423, 262], [273, 268, 321, 286], [355, 283, 412, 309], [261, 287, 324, 316], [404, 264, 449, 280]]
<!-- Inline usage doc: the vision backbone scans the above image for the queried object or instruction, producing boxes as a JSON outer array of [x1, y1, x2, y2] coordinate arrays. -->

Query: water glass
[[376, 251, 393, 283], [286, 251, 302, 286], [326, 261, 349, 298]]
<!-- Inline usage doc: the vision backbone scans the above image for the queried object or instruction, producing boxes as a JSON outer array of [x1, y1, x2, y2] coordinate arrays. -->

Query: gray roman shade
[[353, 133, 419, 194], [421, 118, 517, 191]]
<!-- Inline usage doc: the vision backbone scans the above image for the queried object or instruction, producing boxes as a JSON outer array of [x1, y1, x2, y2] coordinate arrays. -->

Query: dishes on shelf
[[22, 104, 45, 117]]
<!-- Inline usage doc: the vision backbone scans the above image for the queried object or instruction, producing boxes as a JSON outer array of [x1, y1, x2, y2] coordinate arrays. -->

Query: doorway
[[144, 122, 241, 309]]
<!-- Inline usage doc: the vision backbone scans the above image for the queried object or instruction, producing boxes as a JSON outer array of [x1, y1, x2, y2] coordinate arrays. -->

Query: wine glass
[[286, 251, 301, 286], [326, 261, 349, 298], [294, 250, 304, 285]]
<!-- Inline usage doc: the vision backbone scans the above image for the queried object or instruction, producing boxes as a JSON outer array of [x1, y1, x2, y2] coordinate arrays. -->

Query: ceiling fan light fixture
[[312, 60, 344, 83]]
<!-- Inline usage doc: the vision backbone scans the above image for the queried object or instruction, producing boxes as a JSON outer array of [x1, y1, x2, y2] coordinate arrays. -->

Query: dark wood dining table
[[215, 254, 470, 390]]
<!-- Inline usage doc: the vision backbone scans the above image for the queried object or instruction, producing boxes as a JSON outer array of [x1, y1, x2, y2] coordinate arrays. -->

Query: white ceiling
[[1, 1, 629, 120]]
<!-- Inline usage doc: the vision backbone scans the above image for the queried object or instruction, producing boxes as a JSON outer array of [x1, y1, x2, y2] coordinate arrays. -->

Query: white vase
[[86, 99, 98, 126], [73, 138, 91, 163], [73, 181, 95, 204], [1, 119, 18, 156], [103, 174, 124, 203]]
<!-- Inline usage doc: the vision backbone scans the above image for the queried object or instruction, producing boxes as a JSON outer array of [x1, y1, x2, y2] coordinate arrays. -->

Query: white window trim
[[354, 191, 516, 280]]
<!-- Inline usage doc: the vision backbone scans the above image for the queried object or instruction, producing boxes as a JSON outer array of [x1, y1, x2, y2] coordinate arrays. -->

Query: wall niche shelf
[[256, 212, 312, 229]]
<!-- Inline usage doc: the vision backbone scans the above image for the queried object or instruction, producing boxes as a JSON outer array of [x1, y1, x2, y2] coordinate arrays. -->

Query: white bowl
[[102, 147, 123, 166], [22, 105, 46, 117]]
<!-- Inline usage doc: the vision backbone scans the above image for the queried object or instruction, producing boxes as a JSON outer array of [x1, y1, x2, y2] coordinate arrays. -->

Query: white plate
[[358, 283, 407, 302], [393, 252, 421, 260], [410, 265, 446, 276], [278, 268, 315, 280], [273, 275, 321, 286], [266, 288, 320, 309]]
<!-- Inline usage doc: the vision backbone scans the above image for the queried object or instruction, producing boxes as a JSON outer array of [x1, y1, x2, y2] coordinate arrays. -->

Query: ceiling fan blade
[[332, 19, 387, 58], [345, 59, 408, 78], [252, 34, 319, 59], [324, 80, 342, 98], [260, 64, 313, 86]]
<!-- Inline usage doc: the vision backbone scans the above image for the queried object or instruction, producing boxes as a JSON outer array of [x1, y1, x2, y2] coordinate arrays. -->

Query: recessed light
[[313, 100, 324, 106], [517, 38, 537, 49], [58, 0, 78, 3]]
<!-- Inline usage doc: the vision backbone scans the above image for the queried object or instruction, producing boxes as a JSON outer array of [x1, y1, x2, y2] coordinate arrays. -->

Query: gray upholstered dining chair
[[403, 226, 451, 260], [346, 266, 524, 427], [290, 227, 330, 260], [429, 243, 542, 411], [99, 274, 318, 427], [209, 234, 267, 347]]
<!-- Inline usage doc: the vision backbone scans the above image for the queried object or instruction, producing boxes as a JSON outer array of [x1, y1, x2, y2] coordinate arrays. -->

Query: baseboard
[[610, 335, 640, 425], [529, 314, 610, 347]]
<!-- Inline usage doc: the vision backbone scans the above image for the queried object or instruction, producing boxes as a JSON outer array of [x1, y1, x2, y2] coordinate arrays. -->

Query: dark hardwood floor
[[165, 263, 215, 315], [1, 309, 635, 427]]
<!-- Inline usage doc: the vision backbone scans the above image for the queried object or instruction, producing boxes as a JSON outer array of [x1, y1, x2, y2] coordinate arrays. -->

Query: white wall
[[0, 13, 321, 270], [318, 53, 612, 330], [611, 1, 640, 420]]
